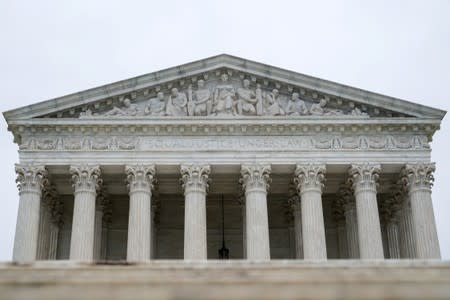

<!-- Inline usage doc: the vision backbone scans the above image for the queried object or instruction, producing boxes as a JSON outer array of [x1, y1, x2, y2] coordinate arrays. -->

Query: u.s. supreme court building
[[3, 54, 446, 265]]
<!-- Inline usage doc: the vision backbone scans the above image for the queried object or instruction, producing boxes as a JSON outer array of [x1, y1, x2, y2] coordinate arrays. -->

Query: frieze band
[[19, 134, 430, 152]]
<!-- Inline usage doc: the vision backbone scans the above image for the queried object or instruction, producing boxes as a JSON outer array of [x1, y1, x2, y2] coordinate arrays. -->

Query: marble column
[[397, 200, 416, 258], [12, 164, 48, 262], [240, 164, 271, 260], [181, 164, 210, 260], [48, 193, 63, 260], [151, 197, 161, 259], [36, 194, 51, 260], [386, 219, 401, 259], [100, 198, 112, 260], [344, 201, 360, 259], [125, 165, 155, 262], [288, 188, 303, 259], [403, 163, 440, 259], [336, 220, 348, 258], [349, 163, 384, 259], [237, 193, 246, 259], [69, 165, 102, 261], [93, 198, 104, 261], [335, 190, 348, 259], [48, 223, 60, 260], [295, 164, 327, 260]]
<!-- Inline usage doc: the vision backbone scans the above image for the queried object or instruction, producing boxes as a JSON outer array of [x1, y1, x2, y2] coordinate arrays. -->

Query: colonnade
[[12, 162, 441, 262]]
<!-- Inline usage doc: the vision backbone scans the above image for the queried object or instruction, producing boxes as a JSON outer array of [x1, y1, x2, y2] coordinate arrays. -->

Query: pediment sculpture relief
[[79, 74, 369, 118]]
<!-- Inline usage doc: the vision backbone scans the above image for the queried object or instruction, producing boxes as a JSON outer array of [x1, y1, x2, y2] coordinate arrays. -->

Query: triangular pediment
[[3, 54, 446, 121]]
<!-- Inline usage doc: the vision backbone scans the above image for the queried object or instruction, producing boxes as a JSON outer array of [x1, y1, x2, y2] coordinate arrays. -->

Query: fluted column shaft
[[93, 206, 103, 260], [13, 164, 47, 262], [293, 203, 303, 259], [69, 165, 101, 261], [403, 163, 440, 259], [336, 221, 348, 258], [344, 202, 360, 258], [181, 164, 210, 260], [36, 198, 51, 260], [386, 220, 401, 258], [349, 164, 384, 259], [48, 223, 59, 260], [397, 202, 416, 258], [295, 164, 327, 260], [240, 164, 271, 260], [125, 165, 155, 262]]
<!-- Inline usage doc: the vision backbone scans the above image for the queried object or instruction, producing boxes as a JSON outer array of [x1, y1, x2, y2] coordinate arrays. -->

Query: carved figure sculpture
[[236, 79, 257, 115], [265, 89, 285, 116], [310, 98, 343, 116], [166, 88, 187, 116], [144, 92, 166, 116], [104, 98, 140, 116], [187, 80, 212, 116], [213, 74, 235, 115], [351, 107, 368, 116], [286, 92, 308, 115]]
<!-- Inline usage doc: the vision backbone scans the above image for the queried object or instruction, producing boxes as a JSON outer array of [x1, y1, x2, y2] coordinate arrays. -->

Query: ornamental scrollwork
[[239, 164, 271, 193], [180, 164, 211, 194]]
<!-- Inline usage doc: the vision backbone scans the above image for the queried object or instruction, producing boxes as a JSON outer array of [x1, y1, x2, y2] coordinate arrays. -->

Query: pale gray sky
[[0, 0, 449, 260]]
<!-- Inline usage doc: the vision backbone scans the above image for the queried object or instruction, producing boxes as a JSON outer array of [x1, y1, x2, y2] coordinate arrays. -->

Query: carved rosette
[[402, 163, 435, 193], [239, 164, 271, 194], [125, 165, 156, 195], [294, 164, 326, 195], [70, 165, 102, 194], [180, 164, 211, 195], [15, 164, 48, 195], [348, 163, 381, 195]]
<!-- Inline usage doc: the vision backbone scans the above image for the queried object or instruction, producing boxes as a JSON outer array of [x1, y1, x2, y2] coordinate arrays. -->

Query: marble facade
[[3, 54, 445, 262]]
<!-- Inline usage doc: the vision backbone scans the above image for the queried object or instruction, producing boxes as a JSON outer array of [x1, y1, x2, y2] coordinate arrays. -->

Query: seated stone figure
[[213, 74, 235, 115], [265, 89, 285, 116], [188, 80, 212, 116], [144, 92, 166, 116], [286, 92, 308, 115], [236, 79, 257, 115], [310, 98, 343, 116], [104, 98, 140, 116], [166, 88, 187, 116]]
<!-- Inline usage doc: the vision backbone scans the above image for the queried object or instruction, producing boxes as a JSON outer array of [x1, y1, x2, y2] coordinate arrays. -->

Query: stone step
[[1, 260, 450, 300]]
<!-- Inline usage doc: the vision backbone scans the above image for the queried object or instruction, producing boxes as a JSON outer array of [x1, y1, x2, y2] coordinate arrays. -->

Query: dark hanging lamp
[[218, 194, 229, 259]]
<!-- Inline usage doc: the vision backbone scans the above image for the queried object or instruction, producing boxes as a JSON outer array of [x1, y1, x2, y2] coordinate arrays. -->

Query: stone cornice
[[3, 54, 446, 120], [6, 117, 441, 143]]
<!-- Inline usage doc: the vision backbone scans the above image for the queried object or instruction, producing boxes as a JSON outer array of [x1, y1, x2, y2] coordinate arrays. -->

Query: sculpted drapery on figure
[[104, 98, 139, 117], [265, 89, 285, 116], [286, 92, 308, 115], [187, 80, 212, 116], [236, 79, 258, 115], [310, 98, 343, 116], [213, 73, 236, 115], [144, 92, 166, 116], [166, 88, 188, 116], [81, 72, 376, 118]]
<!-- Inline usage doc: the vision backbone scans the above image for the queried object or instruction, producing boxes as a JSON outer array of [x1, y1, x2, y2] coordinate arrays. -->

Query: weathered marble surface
[[1, 261, 449, 300]]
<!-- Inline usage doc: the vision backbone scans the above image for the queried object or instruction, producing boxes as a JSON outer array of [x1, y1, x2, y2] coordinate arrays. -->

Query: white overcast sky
[[0, 0, 449, 261]]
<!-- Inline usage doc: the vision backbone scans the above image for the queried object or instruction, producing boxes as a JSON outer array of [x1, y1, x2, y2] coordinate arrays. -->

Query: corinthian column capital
[[348, 163, 381, 194], [402, 163, 435, 192], [125, 164, 156, 195], [70, 165, 102, 194], [15, 164, 48, 195], [180, 164, 211, 194], [240, 164, 271, 194], [294, 164, 326, 194]]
